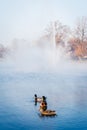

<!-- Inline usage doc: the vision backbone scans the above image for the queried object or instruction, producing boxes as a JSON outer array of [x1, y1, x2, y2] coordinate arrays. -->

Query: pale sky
[[0, 0, 87, 44]]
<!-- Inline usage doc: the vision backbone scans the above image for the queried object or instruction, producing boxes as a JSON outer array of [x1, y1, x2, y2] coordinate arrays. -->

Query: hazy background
[[0, 0, 87, 44], [0, 0, 87, 73]]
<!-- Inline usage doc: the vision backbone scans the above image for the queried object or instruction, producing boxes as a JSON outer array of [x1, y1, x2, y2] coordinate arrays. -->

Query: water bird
[[39, 108, 56, 116], [39, 98, 56, 116], [40, 99, 47, 111], [34, 94, 46, 103]]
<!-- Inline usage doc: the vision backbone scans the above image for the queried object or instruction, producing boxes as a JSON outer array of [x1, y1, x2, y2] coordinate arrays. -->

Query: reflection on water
[[0, 70, 87, 130]]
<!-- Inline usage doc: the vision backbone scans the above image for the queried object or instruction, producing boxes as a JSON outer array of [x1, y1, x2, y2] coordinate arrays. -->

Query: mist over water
[[2, 40, 87, 75]]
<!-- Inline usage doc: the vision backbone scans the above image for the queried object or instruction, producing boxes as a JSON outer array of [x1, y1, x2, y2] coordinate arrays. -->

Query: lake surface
[[0, 63, 87, 130]]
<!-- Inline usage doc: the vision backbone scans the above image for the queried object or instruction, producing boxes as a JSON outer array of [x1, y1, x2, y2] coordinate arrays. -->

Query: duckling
[[34, 94, 46, 103]]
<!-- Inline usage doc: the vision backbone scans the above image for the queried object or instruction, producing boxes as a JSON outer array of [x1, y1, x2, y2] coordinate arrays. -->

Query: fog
[[1, 39, 86, 75]]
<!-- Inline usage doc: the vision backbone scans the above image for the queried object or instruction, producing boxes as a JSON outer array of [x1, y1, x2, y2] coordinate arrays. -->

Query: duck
[[39, 108, 56, 116], [40, 100, 47, 111], [34, 94, 46, 103]]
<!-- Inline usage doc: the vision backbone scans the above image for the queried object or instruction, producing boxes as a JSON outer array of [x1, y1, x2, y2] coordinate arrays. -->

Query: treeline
[[0, 44, 8, 58], [40, 16, 87, 60], [0, 16, 87, 60]]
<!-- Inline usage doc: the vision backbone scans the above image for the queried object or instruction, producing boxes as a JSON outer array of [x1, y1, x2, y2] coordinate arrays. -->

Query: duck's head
[[34, 94, 37, 98], [42, 96, 46, 101]]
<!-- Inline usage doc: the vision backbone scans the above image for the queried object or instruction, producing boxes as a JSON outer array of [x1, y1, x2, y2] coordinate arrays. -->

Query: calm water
[[0, 64, 87, 130]]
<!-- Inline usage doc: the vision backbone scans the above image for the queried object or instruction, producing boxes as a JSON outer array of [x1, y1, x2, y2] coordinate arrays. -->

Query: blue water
[[0, 65, 87, 130]]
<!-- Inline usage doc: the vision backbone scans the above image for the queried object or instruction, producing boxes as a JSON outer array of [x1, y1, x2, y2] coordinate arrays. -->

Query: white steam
[[3, 39, 87, 74]]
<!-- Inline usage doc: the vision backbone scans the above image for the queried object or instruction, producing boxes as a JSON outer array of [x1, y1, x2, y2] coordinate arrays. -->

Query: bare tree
[[0, 44, 8, 58], [68, 17, 87, 59], [44, 20, 70, 47], [73, 16, 87, 44]]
